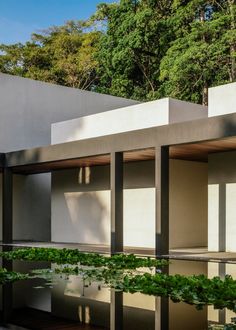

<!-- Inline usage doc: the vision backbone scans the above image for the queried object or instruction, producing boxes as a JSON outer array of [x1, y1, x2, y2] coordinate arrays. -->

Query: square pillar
[[110, 152, 123, 254], [2, 167, 13, 244], [2, 168, 13, 322], [155, 297, 169, 330], [2, 246, 13, 323], [155, 264, 169, 330], [155, 146, 169, 256], [110, 290, 123, 330]]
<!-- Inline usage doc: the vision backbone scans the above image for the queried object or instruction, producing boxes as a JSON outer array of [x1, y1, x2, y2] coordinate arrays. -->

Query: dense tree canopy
[[0, 0, 236, 105], [159, 0, 236, 104], [0, 21, 101, 89]]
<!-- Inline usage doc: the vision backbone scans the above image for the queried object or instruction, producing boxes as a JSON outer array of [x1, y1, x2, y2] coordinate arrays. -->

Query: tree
[[94, 0, 174, 100], [159, 0, 236, 105], [1, 1, 236, 105], [0, 21, 101, 89]]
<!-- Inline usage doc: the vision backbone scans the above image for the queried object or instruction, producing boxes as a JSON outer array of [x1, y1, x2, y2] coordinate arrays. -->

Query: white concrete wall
[[51, 98, 207, 144], [208, 82, 236, 117], [0, 73, 139, 152], [0, 73, 138, 242], [208, 151, 236, 252], [51, 96, 208, 249], [51, 162, 156, 247], [51, 159, 207, 249], [169, 160, 208, 249]]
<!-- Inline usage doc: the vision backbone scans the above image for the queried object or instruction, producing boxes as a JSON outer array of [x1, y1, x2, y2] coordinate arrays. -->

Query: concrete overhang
[[4, 111, 236, 174]]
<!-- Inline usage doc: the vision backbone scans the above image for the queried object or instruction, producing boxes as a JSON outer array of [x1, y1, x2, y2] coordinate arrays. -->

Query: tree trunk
[[202, 84, 208, 106]]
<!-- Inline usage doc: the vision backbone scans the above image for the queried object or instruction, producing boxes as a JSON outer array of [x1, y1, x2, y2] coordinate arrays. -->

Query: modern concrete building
[[1, 72, 236, 256], [2, 73, 236, 330]]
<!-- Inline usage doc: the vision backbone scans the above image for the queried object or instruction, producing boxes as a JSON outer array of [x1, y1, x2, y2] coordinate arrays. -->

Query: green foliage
[[28, 258, 236, 313], [159, 0, 235, 105], [209, 324, 236, 330], [0, 1, 236, 103], [2, 247, 236, 313], [93, 0, 173, 100], [0, 247, 168, 269], [116, 272, 236, 312], [0, 268, 29, 284], [0, 21, 100, 89], [95, 0, 236, 104]]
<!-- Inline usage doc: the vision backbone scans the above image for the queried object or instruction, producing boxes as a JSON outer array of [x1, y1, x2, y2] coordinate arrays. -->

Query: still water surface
[[1, 255, 236, 330]]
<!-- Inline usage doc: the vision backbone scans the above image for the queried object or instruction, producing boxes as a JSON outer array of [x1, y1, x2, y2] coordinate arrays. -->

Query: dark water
[[1, 253, 236, 330]]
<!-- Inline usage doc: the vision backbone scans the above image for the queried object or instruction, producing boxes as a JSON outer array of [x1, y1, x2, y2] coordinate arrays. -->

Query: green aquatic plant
[[209, 322, 236, 329], [116, 273, 236, 312], [0, 268, 29, 284], [30, 264, 236, 313], [0, 247, 168, 269], [3, 247, 236, 313]]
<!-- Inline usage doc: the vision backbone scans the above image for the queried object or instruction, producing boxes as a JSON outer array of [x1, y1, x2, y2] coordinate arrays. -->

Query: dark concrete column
[[110, 152, 123, 254], [155, 263, 169, 330], [155, 146, 169, 256], [110, 290, 123, 330], [218, 183, 226, 252], [2, 168, 13, 322], [2, 246, 13, 323], [2, 168, 13, 244], [155, 297, 169, 330]]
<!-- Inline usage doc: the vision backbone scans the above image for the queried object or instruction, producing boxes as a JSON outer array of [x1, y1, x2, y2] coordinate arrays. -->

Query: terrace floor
[[1, 242, 236, 263]]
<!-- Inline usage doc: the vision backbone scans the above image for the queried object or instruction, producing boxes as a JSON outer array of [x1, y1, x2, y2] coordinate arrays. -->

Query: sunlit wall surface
[[208, 151, 236, 252], [51, 159, 207, 249]]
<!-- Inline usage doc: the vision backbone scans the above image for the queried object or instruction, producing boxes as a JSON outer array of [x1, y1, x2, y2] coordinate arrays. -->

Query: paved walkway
[[1, 242, 236, 263]]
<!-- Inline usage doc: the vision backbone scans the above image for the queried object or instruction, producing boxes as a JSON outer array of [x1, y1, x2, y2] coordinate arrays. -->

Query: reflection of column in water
[[2, 246, 13, 323], [78, 305, 91, 324], [110, 289, 123, 330], [155, 263, 169, 330], [219, 263, 226, 324], [225, 263, 236, 324], [208, 262, 226, 325], [208, 262, 219, 323]]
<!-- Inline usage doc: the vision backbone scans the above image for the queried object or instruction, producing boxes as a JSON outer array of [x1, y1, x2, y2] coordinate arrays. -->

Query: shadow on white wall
[[64, 191, 110, 245]]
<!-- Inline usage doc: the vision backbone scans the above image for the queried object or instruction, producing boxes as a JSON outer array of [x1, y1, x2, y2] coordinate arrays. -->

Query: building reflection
[[1, 257, 236, 329]]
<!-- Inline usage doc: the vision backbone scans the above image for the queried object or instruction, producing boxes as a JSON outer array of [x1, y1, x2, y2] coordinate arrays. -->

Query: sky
[[0, 0, 116, 45]]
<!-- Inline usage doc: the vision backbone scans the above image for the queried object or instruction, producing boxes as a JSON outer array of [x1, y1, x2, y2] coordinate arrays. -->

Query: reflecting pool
[[1, 248, 236, 330]]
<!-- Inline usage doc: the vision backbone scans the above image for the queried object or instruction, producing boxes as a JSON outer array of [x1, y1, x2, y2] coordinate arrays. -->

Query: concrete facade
[[51, 98, 208, 250], [51, 98, 207, 144], [207, 82, 236, 252], [208, 81, 236, 117], [208, 151, 236, 252], [0, 73, 138, 242], [2, 75, 236, 328], [0, 73, 139, 152], [2, 75, 236, 253], [51, 159, 207, 249]]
